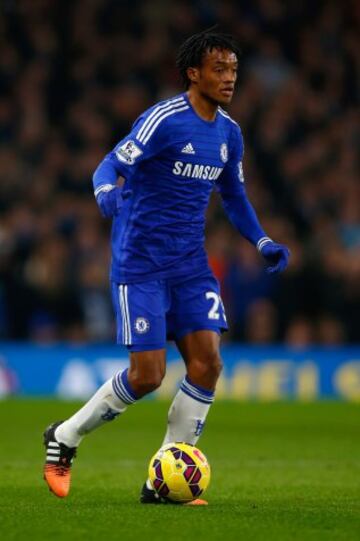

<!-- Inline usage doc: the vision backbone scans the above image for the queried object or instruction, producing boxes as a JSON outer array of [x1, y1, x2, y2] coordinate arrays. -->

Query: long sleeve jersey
[[93, 92, 267, 283]]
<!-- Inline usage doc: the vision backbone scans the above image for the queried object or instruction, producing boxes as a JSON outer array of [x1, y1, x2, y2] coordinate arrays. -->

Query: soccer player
[[43, 29, 289, 503]]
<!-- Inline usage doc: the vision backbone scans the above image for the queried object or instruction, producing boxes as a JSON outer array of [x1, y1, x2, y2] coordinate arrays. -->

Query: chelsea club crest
[[135, 317, 150, 334], [220, 143, 228, 163]]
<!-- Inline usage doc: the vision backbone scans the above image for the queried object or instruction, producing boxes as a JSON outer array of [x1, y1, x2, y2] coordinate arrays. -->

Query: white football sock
[[161, 376, 214, 446], [55, 368, 138, 448]]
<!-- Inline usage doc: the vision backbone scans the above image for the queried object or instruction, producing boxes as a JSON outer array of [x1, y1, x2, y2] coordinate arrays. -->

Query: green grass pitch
[[0, 399, 359, 541]]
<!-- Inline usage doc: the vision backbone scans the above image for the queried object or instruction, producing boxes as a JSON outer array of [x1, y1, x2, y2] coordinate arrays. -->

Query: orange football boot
[[184, 498, 208, 506], [43, 421, 77, 498]]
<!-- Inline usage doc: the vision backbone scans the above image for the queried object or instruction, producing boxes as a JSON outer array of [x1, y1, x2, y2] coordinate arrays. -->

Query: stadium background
[[0, 0, 359, 400], [0, 3, 359, 541]]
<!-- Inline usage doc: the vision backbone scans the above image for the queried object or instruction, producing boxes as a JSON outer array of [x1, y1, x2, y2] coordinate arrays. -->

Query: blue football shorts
[[111, 271, 228, 351]]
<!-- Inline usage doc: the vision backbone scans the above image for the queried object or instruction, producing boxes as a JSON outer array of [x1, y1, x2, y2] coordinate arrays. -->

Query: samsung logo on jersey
[[173, 161, 223, 181]]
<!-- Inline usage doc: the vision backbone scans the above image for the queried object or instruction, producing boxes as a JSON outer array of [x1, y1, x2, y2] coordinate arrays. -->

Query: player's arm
[[217, 125, 290, 274], [92, 112, 167, 218], [93, 157, 126, 219]]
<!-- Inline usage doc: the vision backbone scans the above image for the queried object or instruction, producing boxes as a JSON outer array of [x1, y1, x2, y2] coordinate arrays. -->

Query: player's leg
[[44, 350, 165, 498], [162, 271, 227, 444], [141, 273, 226, 504], [44, 279, 168, 498], [54, 349, 166, 449], [162, 330, 222, 446], [141, 330, 221, 504]]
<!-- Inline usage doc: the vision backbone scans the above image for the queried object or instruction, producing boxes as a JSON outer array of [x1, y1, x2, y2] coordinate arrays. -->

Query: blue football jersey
[[95, 92, 245, 283]]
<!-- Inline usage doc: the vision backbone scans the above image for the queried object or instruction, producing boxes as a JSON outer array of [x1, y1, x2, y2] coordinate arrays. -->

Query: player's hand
[[96, 187, 132, 218], [258, 239, 290, 274]]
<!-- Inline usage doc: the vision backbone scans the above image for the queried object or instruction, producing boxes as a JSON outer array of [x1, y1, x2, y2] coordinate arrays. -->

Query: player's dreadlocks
[[176, 27, 241, 89]]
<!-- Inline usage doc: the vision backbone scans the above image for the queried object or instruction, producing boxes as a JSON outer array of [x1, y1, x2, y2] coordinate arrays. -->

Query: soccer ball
[[148, 442, 211, 503]]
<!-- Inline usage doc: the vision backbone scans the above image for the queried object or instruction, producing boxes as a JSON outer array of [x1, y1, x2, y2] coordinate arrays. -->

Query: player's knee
[[128, 367, 165, 396], [140, 373, 164, 394], [190, 351, 223, 382], [206, 351, 223, 380]]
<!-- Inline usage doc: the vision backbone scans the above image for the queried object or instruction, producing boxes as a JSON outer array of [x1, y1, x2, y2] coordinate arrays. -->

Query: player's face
[[195, 48, 238, 105]]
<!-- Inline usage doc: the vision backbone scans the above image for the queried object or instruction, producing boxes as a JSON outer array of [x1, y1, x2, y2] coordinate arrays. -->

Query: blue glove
[[257, 237, 290, 274], [94, 185, 132, 218]]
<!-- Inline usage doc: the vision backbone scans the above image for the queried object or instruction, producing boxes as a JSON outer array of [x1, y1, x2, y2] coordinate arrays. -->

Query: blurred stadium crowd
[[0, 0, 358, 346]]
